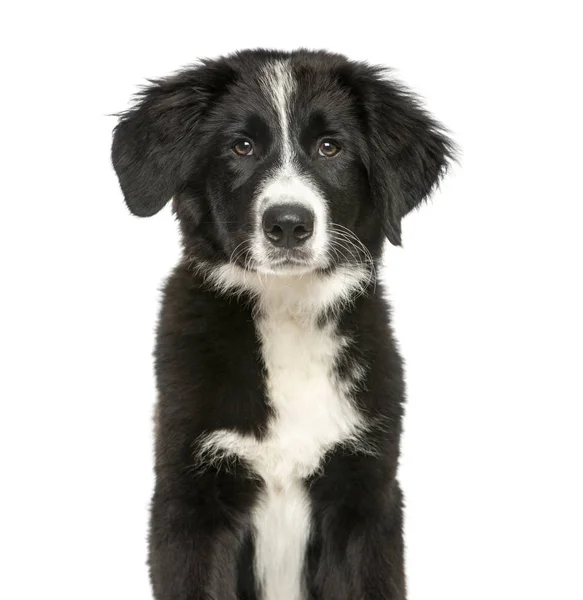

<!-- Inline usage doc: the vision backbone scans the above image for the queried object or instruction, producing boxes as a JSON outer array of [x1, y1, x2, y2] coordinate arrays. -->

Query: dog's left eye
[[318, 139, 341, 157], [233, 140, 254, 156]]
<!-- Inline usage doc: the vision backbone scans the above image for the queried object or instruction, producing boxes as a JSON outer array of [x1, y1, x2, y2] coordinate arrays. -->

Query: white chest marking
[[200, 261, 371, 600], [253, 308, 366, 600], [200, 312, 366, 600]]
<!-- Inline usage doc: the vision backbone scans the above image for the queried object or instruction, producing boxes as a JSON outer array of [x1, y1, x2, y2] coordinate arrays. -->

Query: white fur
[[206, 262, 371, 315], [199, 264, 373, 600], [252, 478, 312, 599], [261, 60, 295, 164], [250, 60, 330, 271]]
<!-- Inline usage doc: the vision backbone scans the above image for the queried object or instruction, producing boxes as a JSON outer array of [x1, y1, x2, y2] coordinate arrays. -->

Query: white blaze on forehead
[[261, 60, 296, 163]]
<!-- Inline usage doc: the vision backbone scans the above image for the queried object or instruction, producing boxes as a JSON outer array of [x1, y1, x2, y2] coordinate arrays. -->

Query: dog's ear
[[360, 69, 455, 246], [111, 61, 234, 217]]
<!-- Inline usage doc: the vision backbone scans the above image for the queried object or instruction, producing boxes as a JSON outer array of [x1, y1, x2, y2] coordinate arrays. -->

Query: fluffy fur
[[112, 48, 454, 600]]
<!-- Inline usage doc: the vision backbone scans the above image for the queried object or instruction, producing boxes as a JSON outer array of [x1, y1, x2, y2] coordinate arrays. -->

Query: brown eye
[[233, 139, 254, 156], [318, 139, 341, 157]]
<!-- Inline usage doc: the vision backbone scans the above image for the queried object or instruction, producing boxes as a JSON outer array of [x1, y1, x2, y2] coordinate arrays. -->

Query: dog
[[111, 48, 454, 600]]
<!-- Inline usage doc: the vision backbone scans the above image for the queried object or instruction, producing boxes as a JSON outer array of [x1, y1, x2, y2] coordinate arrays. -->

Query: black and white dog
[[112, 49, 454, 600]]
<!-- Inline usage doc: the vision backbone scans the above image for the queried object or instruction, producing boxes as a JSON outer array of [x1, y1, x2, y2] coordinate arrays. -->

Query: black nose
[[262, 205, 314, 249]]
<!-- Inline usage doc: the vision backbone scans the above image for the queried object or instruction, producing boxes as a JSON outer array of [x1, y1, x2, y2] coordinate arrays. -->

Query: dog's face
[[112, 50, 453, 276], [188, 58, 372, 276]]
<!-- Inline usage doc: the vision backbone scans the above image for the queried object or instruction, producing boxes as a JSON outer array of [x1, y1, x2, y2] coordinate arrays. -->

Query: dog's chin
[[248, 247, 328, 277], [257, 262, 317, 277]]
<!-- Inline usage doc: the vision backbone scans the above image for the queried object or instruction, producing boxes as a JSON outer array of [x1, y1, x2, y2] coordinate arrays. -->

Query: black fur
[[112, 48, 454, 599]]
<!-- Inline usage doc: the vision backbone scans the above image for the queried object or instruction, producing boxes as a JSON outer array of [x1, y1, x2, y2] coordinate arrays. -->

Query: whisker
[[328, 223, 377, 295]]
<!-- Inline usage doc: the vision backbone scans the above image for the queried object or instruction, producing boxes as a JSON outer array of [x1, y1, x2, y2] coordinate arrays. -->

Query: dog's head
[[112, 49, 454, 278]]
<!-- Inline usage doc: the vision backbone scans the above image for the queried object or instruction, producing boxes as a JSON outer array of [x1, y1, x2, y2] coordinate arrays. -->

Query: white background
[[1, 1, 582, 599]]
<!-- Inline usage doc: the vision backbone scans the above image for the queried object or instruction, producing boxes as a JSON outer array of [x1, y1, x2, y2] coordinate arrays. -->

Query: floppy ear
[[362, 70, 455, 245], [111, 61, 233, 216]]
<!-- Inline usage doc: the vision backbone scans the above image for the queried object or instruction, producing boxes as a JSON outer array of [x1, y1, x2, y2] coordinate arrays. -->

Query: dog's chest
[[199, 308, 364, 600], [252, 310, 363, 600], [253, 310, 362, 481], [199, 308, 364, 477]]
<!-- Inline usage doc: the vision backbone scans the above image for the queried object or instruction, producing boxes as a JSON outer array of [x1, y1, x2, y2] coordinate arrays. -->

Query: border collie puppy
[[112, 48, 454, 600]]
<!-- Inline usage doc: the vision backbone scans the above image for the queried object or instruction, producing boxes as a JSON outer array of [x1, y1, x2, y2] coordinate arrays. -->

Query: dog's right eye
[[233, 140, 254, 156]]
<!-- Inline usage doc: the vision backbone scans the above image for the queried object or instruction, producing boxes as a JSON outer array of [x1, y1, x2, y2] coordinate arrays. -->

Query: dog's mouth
[[231, 244, 323, 276], [268, 247, 311, 265], [258, 249, 319, 275], [262, 261, 313, 276]]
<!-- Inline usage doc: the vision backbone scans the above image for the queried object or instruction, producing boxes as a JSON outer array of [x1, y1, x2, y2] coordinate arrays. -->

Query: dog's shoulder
[[157, 262, 255, 337]]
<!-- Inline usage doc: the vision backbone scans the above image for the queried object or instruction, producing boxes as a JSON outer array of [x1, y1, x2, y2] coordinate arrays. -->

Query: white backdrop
[[1, 1, 582, 599]]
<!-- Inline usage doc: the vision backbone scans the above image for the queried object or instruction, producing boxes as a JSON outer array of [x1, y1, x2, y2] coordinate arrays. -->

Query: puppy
[[112, 48, 453, 600]]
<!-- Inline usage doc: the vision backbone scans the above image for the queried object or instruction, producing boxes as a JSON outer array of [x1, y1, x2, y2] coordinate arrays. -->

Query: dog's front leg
[[148, 466, 258, 600], [309, 455, 406, 600]]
